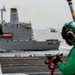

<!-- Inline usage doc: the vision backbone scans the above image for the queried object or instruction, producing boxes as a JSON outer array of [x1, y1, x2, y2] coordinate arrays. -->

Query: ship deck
[[0, 56, 67, 75]]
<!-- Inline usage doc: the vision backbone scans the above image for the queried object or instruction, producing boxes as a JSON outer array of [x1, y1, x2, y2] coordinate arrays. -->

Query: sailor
[[53, 21, 75, 75]]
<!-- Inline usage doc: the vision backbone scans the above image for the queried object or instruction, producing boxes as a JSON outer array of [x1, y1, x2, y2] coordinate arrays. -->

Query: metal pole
[[67, 0, 75, 21]]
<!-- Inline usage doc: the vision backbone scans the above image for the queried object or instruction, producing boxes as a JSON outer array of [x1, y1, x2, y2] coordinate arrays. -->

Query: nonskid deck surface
[[3, 72, 62, 75], [2, 66, 63, 75], [0, 56, 66, 75]]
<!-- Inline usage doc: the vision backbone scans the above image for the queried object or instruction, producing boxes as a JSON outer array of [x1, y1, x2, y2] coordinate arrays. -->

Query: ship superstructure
[[0, 7, 61, 51]]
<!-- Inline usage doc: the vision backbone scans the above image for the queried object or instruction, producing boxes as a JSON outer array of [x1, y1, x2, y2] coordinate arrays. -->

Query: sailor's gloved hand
[[53, 57, 61, 66], [53, 53, 63, 66]]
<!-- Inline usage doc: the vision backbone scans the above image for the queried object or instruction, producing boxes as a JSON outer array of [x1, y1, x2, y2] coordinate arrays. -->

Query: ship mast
[[0, 6, 6, 23]]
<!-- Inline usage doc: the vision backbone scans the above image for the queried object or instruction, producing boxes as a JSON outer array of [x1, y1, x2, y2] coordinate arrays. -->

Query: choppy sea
[[0, 29, 72, 57]]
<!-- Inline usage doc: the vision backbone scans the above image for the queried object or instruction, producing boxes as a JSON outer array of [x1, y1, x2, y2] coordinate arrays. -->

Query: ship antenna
[[66, 0, 75, 21], [0, 6, 6, 23]]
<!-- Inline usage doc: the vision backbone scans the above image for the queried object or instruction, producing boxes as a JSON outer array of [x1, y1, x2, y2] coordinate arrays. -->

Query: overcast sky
[[0, 0, 75, 29]]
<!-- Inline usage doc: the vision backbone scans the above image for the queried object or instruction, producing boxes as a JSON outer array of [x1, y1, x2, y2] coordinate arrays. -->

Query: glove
[[53, 53, 63, 66], [53, 57, 61, 66]]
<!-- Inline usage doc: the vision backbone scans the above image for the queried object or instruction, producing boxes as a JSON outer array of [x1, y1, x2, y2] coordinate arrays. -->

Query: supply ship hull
[[0, 7, 61, 51], [0, 40, 60, 51]]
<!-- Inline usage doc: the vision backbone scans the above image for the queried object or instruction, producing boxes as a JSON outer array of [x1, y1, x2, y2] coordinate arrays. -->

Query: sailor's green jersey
[[57, 43, 75, 75]]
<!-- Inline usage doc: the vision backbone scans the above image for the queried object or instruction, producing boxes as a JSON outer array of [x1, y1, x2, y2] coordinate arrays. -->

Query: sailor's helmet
[[61, 21, 75, 46]]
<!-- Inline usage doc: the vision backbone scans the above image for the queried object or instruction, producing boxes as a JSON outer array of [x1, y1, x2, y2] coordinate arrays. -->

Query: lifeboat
[[0, 33, 13, 38]]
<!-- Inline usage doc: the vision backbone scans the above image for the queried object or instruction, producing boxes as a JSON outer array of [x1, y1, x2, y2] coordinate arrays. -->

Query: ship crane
[[0, 6, 6, 23], [48, 27, 57, 33]]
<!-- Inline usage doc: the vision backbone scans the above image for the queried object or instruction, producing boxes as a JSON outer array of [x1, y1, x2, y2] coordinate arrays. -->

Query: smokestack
[[10, 8, 19, 24]]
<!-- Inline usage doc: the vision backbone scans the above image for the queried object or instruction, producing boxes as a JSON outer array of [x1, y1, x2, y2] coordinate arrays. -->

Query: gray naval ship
[[0, 7, 61, 51]]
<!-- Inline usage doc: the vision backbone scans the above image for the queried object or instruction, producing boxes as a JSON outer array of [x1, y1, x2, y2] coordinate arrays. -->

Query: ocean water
[[0, 29, 72, 57]]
